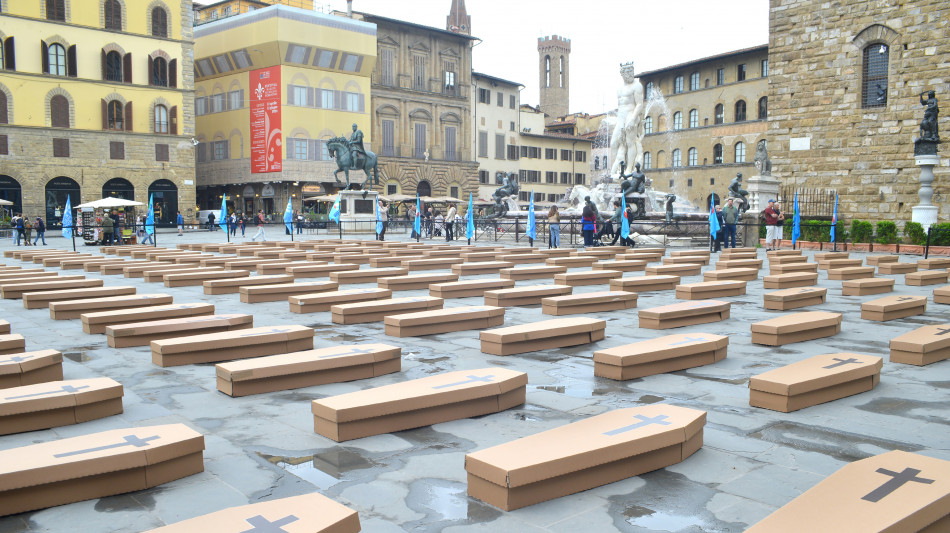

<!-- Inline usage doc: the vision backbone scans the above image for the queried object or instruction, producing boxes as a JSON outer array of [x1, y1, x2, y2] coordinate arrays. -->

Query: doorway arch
[[416, 180, 432, 197], [102, 177, 134, 200], [0, 175, 22, 217], [45, 176, 80, 226], [148, 179, 178, 225]]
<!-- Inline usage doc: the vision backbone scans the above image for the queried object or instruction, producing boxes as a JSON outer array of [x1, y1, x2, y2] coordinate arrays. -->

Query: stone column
[[746, 174, 780, 214], [912, 154, 939, 231]]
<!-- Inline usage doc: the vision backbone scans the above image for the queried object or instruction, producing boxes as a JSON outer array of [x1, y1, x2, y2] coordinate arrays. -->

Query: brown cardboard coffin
[[143, 267, 221, 283], [465, 405, 705, 511], [384, 306, 505, 337], [763, 287, 828, 310], [767, 255, 808, 265], [82, 303, 215, 334], [675, 280, 746, 299], [143, 493, 361, 533], [553, 270, 624, 287], [311, 367, 527, 442], [769, 262, 819, 275], [223, 258, 273, 271], [751, 311, 842, 346], [429, 278, 515, 298], [81, 259, 135, 272], [749, 352, 883, 412], [0, 350, 63, 389], [767, 250, 803, 257], [812, 251, 847, 261], [0, 335, 26, 355], [638, 300, 731, 330], [100, 261, 151, 274], [216, 343, 401, 397], [151, 325, 314, 367], [451, 261, 515, 275], [866, 254, 900, 266], [890, 323, 950, 366], [541, 291, 637, 316], [22, 286, 136, 309], [593, 260, 648, 272], [0, 320, 7, 334], [934, 285, 950, 305], [645, 263, 703, 277], [479, 317, 605, 356], [619, 251, 663, 263], [906, 270, 950, 286], [330, 267, 409, 284], [240, 281, 339, 303], [331, 296, 444, 325], [702, 268, 758, 282], [40, 254, 94, 267], [203, 274, 294, 295], [763, 272, 819, 289], [499, 265, 568, 280], [663, 255, 710, 266], [610, 275, 680, 292], [401, 257, 464, 271], [289, 288, 393, 313], [48, 293, 174, 320], [0, 424, 204, 517], [484, 284, 572, 307], [594, 334, 728, 380], [378, 272, 459, 291], [197, 255, 241, 267], [258, 261, 311, 275], [107, 314, 253, 348], [164, 269, 249, 287], [0, 269, 54, 279], [917, 257, 950, 270], [123, 263, 193, 278], [828, 266, 875, 280], [498, 253, 547, 265], [819, 258, 863, 270], [746, 450, 950, 533], [2, 279, 103, 299], [719, 251, 758, 260], [537, 249, 576, 257], [371, 255, 413, 268], [714, 259, 763, 270], [461, 251, 503, 261], [877, 262, 918, 275], [670, 249, 709, 257], [841, 277, 895, 296], [0, 377, 123, 435], [545, 256, 600, 268], [581, 249, 621, 260], [861, 295, 927, 322]]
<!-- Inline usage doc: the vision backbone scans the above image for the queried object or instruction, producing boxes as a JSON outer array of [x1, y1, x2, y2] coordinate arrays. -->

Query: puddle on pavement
[[417, 356, 450, 364], [682, 373, 748, 385], [637, 394, 665, 404], [509, 411, 542, 422], [855, 397, 950, 426], [63, 351, 91, 363], [256, 449, 378, 490], [749, 421, 923, 462], [613, 470, 742, 532], [308, 325, 367, 343], [926, 380, 950, 389], [403, 478, 502, 530], [535, 385, 592, 398]]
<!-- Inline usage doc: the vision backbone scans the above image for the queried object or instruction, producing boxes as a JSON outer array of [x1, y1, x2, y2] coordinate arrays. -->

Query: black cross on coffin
[[933, 326, 950, 336], [239, 514, 299, 533], [822, 357, 861, 369], [861, 467, 935, 502], [54, 434, 159, 458]]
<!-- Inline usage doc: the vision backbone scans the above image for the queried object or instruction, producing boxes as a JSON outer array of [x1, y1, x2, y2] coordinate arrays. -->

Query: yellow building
[[0, 0, 196, 225], [193, 4, 375, 217], [518, 105, 592, 204]]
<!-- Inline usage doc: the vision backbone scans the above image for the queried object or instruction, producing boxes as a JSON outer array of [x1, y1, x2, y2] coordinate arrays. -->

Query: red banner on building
[[250, 66, 282, 174]]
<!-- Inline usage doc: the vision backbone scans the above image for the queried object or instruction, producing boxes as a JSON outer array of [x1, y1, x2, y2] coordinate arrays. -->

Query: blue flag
[[830, 193, 838, 243], [621, 194, 630, 239], [61, 195, 73, 239], [526, 193, 536, 240], [708, 196, 720, 237], [791, 191, 801, 246], [145, 194, 155, 235], [413, 195, 422, 236], [219, 195, 228, 232], [375, 197, 383, 235], [466, 193, 475, 240], [283, 197, 293, 234], [328, 195, 341, 223]]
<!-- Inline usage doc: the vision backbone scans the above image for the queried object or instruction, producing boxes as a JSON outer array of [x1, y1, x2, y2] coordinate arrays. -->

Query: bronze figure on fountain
[[487, 173, 519, 219]]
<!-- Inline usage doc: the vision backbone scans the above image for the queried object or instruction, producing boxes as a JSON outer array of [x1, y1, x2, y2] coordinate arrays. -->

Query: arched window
[[672, 149, 681, 167], [46, 0, 65, 21], [687, 147, 697, 166], [734, 141, 746, 163], [416, 180, 432, 197], [645, 82, 654, 100], [673, 75, 683, 94], [107, 100, 123, 130], [559, 56, 564, 88], [672, 111, 682, 130], [544, 56, 550, 88], [105, 51, 123, 81], [48, 44, 67, 76], [151, 7, 168, 37], [644, 116, 653, 135], [0, 91, 7, 124], [862, 44, 888, 108], [104, 0, 122, 31], [50, 95, 69, 128], [713, 143, 723, 164], [714, 104, 724, 124], [758, 96, 768, 120], [656, 150, 665, 168], [154, 104, 168, 133], [735, 100, 747, 122], [688, 109, 698, 128], [689, 72, 699, 91], [152, 57, 168, 86], [643, 152, 652, 170]]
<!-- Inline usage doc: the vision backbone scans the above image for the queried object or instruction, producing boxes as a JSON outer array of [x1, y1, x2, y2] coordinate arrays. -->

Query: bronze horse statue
[[326, 136, 379, 190]]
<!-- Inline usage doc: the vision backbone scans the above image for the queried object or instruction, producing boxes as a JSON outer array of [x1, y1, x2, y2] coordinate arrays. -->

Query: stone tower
[[446, 0, 471, 35], [538, 35, 571, 123]]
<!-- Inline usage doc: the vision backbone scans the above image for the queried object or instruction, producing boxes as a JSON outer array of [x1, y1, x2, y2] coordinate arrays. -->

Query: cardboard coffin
[[812, 252, 847, 261], [451, 261, 515, 276], [553, 270, 624, 287], [934, 286, 950, 305], [619, 251, 663, 263], [378, 273, 459, 291], [289, 288, 393, 313], [144, 492, 361, 533], [240, 281, 339, 303], [82, 303, 215, 334], [750, 352, 882, 412], [49, 293, 174, 320], [258, 261, 311, 275], [107, 314, 254, 348], [890, 324, 950, 366], [877, 262, 918, 275], [0, 350, 63, 389], [769, 262, 819, 275], [370, 256, 409, 268], [719, 251, 758, 260], [479, 317, 606, 356], [638, 300, 731, 330], [198, 256, 242, 267], [763, 272, 819, 289], [401, 257, 464, 271], [906, 270, 950, 286], [917, 257, 950, 270], [541, 291, 637, 316], [123, 264, 194, 278], [331, 296, 444, 325], [594, 334, 728, 380], [0, 269, 53, 279], [663, 255, 710, 266], [763, 287, 828, 311], [670, 249, 709, 257], [99, 261, 150, 274], [465, 405, 706, 511], [164, 269, 249, 287], [545, 256, 599, 268], [819, 259, 864, 270], [461, 251, 504, 261], [537, 249, 576, 257], [498, 253, 546, 265], [676, 280, 747, 300], [384, 305, 505, 337], [751, 311, 842, 346], [582, 249, 621, 260], [645, 263, 703, 277], [330, 267, 409, 284], [610, 275, 680, 292], [767, 255, 808, 265], [827, 267, 875, 280], [746, 450, 950, 533], [2, 279, 103, 299], [143, 267, 221, 283], [841, 277, 895, 296], [0, 377, 123, 435], [0, 424, 204, 517], [714, 259, 763, 270], [22, 285, 137, 309], [223, 258, 273, 271], [499, 265, 568, 280], [311, 367, 527, 442], [703, 268, 758, 282], [484, 284, 572, 307], [592, 259, 648, 272], [151, 325, 314, 367], [203, 274, 294, 295], [0, 320, 7, 334], [41, 255, 94, 267], [866, 254, 899, 266], [767, 250, 803, 257], [0, 334, 26, 355], [429, 278, 515, 298], [217, 343, 401, 397], [861, 295, 927, 322]]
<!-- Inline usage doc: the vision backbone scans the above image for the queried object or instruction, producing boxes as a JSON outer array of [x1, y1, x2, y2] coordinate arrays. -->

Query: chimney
[[346, 0, 353, 17]]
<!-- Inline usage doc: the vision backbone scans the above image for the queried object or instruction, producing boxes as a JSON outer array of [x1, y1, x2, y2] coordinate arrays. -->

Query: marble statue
[[753, 140, 771, 176], [609, 62, 645, 176]]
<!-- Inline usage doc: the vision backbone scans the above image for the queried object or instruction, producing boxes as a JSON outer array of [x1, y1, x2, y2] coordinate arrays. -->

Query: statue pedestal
[[912, 154, 940, 232], [339, 190, 379, 233], [746, 175, 781, 213]]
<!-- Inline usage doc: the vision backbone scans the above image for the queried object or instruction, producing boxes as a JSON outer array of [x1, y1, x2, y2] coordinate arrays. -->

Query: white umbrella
[[0, 199, 12, 206], [74, 198, 144, 209]]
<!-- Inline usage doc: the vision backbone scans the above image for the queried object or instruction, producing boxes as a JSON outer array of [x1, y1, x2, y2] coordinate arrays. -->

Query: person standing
[[208, 211, 215, 231], [713, 205, 725, 252], [239, 213, 246, 237], [445, 203, 457, 242], [176, 211, 184, 236], [14, 214, 23, 246], [33, 216, 46, 245], [598, 200, 623, 245], [582, 204, 596, 246], [721, 198, 739, 249], [251, 210, 266, 241], [377, 200, 388, 241], [409, 205, 418, 238], [763, 199, 781, 251], [140, 214, 155, 245], [101, 213, 114, 245], [22, 217, 32, 246], [548, 205, 561, 248]]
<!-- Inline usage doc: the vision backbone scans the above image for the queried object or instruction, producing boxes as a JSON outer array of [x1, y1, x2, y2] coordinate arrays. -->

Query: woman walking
[[547, 205, 560, 248], [582, 205, 596, 246], [33, 216, 46, 245]]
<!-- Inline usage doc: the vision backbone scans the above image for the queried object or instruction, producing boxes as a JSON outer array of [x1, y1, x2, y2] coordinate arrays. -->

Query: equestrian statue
[[327, 124, 379, 190]]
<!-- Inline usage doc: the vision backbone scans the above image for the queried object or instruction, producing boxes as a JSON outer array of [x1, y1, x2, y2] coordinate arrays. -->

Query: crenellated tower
[[538, 35, 571, 123]]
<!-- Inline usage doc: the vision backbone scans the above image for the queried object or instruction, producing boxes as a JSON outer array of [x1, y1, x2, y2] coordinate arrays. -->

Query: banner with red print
[[250, 66, 282, 174]]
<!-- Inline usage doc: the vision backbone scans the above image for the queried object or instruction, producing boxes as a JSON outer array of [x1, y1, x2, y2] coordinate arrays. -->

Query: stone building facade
[[768, 0, 950, 223], [517, 106, 592, 204], [472, 72, 522, 200]]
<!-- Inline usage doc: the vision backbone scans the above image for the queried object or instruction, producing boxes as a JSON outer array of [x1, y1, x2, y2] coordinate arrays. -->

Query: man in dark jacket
[[721, 198, 739, 248], [33, 217, 46, 245]]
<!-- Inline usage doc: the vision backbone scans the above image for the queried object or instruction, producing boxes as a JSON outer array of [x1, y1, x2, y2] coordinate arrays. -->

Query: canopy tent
[[75, 198, 144, 209], [303, 195, 338, 202], [0, 199, 12, 206]]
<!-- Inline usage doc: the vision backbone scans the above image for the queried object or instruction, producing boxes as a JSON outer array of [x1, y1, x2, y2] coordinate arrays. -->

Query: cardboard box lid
[[431, 279, 514, 290], [0, 377, 123, 416], [909, 269, 950, 279], [457, 261, 514, 269], [764, 272, 819, 282], [638, 300, 731, 319], [862, 295, 927, 312], [108, 314, 252, 337], [153, 325, 314, 354], [556, 270, 622, 280], [311, 367, 526, 422], [485, 285, 572, 297], [143, 492, 359, 533], [593, 334, 728, 366], [501, 265, 567, 274], [763, 287, 827, 301], [82, 303, 214, 325], [709, 268, 758, 276], [204, 274, 294, 287], [749, 352, 882, 395], [0, 424, 204, 491], [0, 334, 26, 348], [289, 288, 391, 304], [890, 324, 950, 353], [614, 275, 680, 285], [746, 450, 950, 532], [678, 280, 746, 292], [380, 273, 458, 283], [241, 281, 338, 295], [479, 317, 605, 343], [541, 291, 637, 306], [383, 305, 505, 326], [336, 267, 408, 277], [465, 405, 706, 488], [50, 293, 173, 311], [750, 311, 842, 334], [331, 296, 442, 315], [22, 286, 135, 301], [217, 343, 401, 382], [0, 350, 62, 375]]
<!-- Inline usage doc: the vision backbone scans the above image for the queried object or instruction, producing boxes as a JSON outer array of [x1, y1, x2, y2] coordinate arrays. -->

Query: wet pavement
[[0, 230, 948, 532]]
